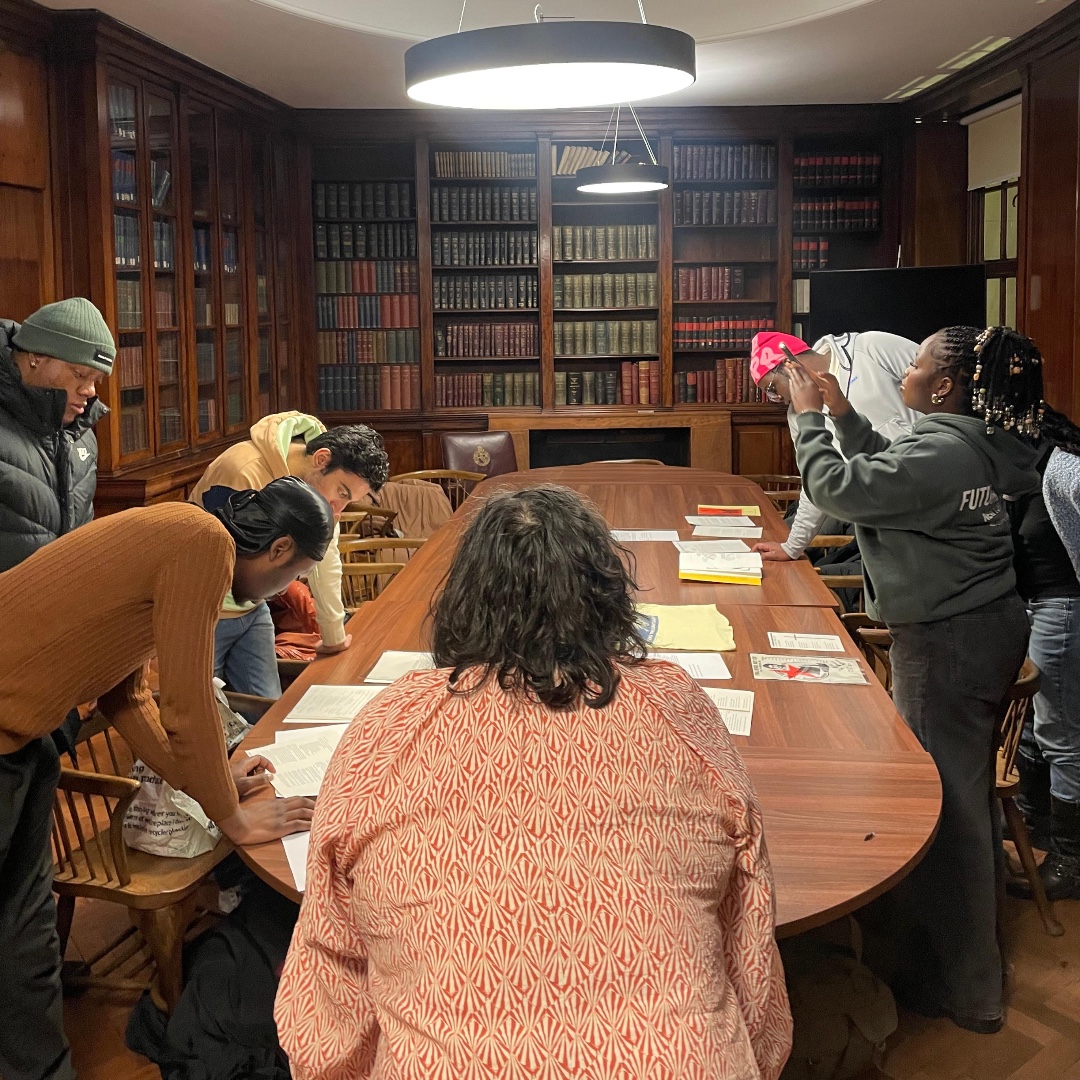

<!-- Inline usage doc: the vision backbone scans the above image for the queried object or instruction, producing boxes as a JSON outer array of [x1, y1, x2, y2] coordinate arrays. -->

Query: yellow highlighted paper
[[679, 571, 763, 586], [697, 504, 761, 517], [636, 603, 736, 652]]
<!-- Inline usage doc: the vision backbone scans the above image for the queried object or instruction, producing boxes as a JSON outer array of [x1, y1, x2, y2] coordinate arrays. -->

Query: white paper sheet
[[685, 515, 756, 528], [255, 728, 346, 798], [750, 654, 869, 684], [282, 831, 310, 892], [365, 650, 435, 684], [703, 687, 755, 736], [692, 525, 764, 539], [650, 651, 731, 680], [672, 539, 750, 553], [767, 632, 845, 652], [274, 727, 343, 744], [611, 529, 681, 542], [284, 683, 387, 723]]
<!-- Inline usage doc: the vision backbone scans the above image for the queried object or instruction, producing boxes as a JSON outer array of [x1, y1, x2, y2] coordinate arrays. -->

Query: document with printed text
[[703, 687, 755, 736], [365, 650, 436, 684], [284, 683, 387, 723], [650, 651, 732, 680], [767, 632, 845, 652]]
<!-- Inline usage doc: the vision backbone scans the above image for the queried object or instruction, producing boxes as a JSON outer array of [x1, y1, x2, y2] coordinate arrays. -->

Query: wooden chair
[[388, 470, 485, 511], [845, 616, 892, 693], [52, 713, 232, 1012], [338, 505, 399, 538], [997, 660, 1063, 937], [817, 569, 865, 613], [340, 561, 407, 613], [807, 534, 855, 550], [339, 536, 426, 564], [743, 473, 802, 512]]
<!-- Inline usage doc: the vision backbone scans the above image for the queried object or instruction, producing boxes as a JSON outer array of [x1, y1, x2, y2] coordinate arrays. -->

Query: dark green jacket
[[795, 408, 1039, 624]]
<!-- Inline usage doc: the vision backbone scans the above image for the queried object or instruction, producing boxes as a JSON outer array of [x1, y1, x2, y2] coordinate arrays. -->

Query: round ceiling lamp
[[404, 6, 695, 111], [576, 103, 669, 194]]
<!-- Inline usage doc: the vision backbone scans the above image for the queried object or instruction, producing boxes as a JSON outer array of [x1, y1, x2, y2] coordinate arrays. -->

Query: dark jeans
[[889, 592, 1030, 1022], [0, 738, 74, 1080]]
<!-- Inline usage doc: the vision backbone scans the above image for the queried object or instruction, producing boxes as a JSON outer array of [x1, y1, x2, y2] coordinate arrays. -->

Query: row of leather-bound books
[[431, 229, 538, 268], [674, 316, 776, 351], [316, 363, 421, 412], [433, 321, 539, 359], [433, 273, 538, 312], [315, 294, 420, 330], [314, 222, 418, 261], [553, 273, 658, 310], [430, 185, 537, 223], [674, 189, 778, 227], [673, 143, 778, 182], [315, 329, 421, 366], [314, 260, 419, 296], [551, 224, 658, 263], [674, 266, 746, 302], [555, 361, 661, 406], [677, 359, 763, 404], [313, 182, 413, 221], [435, 371, 539, 408], [554, 320, 658, 358], [793, 198, 881, 232]]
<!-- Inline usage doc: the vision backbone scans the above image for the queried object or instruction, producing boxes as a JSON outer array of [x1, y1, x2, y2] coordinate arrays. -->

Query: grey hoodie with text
[[794, 408, 1040, 625]]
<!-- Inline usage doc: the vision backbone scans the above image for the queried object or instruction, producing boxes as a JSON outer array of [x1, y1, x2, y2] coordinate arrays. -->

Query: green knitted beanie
[[13, 297, 116, 375]]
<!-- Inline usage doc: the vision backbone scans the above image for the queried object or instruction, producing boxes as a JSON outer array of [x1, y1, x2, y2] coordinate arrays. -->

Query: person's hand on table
[[315, 634, 352, 656], [231, 753, 274, 799], [217, 796, 316, 845], [753, 540, 794, 562]]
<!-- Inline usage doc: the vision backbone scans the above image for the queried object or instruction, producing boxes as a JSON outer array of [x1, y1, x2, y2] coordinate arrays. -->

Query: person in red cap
[[749, 330, 920, 562]]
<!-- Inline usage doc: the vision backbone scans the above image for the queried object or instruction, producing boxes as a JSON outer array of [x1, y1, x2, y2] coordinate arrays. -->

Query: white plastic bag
[[122, 764, 221, 858]]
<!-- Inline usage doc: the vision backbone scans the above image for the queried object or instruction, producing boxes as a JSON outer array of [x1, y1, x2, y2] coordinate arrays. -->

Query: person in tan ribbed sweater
[[0, 478, 333, 1080]]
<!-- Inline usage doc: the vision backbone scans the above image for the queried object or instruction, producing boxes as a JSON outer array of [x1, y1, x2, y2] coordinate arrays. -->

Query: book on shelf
[[315, 294, 420, 330], [197, 398, 218, 434], [158, 406, 182, 445], [193, 286, 212, 327], [552, 224, 658, 262], [314, 260, 420, 295], [157, 334, 179, 385], [674, 266, 747, 302], [119, 406, 148, 455], [673, 316, 775, 351], [113, 213, 140, 268], [313, 181, 414, 221], [316, 362, 422, 411], [434, 272, 538, 311], [792, 237, 829, 271], [675, 358, 764, 404], [432, 151, 536, 180], [433, 321, 538, 358], [117, 342, 144, 389], [674, 189, 777, 226], [554, 361, 660, 406], [111, 151, 137, 202], [553, 272, 658, 310], [431, 229, 538, 268], [673, 143, 777, 182], [794, 198, 880, 231], [152, 220, 175, 271], [553, 319, 657, 358], [154, 282, 176, 328], [192, 225, 212, 272], [795, 153, 881, 187], [150, 159, 172, 210], [314, 222, 418, 260], [316, 329, 421, 366], [107, 83, 136, 141], [222, 231, 240, 274], [793, 277, 811, 316], [435, 370, 539, 408], [196, 341, 215, 383], [431, 185, 537, 222], [551, 144, 632, 175], [116, 279, 143, 330]]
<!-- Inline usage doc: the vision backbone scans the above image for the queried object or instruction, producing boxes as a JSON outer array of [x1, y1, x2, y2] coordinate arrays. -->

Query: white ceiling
[[39, 0, 1067, 108]]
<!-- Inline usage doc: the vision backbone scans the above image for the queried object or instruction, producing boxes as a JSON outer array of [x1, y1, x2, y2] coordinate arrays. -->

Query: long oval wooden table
[[239, 464, 941, 937]]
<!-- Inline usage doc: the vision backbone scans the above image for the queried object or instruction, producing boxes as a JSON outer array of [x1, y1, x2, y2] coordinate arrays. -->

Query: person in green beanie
[[0, 297, 115, 574]]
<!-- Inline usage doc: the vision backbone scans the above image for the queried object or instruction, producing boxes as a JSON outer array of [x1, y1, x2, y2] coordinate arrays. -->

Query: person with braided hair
[[784, 325, 1043, 1034]]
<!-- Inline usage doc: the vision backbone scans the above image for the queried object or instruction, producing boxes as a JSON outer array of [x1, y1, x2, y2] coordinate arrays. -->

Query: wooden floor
[[63, 890, 1080, 1080]]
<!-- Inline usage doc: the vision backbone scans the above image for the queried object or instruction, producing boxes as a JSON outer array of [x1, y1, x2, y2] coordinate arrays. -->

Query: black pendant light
[[576, 104, 669, 194], [404, 2, 695, 111]]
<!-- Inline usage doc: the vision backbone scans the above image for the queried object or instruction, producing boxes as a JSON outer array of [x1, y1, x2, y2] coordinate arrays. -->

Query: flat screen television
[[806, 265, 986, 346]]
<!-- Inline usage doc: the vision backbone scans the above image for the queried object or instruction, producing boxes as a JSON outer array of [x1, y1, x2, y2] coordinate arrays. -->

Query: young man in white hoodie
[[191, 412, 389, 697], [749, 330, 921, 562]]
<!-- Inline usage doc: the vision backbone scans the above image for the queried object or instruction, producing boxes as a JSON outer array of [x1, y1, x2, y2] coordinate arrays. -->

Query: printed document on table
[[282, 832, 310, 892], [284, 683, 387, 723], [673, 539, 750, 553], [365, 650, 436, 684], [703, 687, 755, 736], [256, 727, 346, 798], [767, 632, 845, 652], [692, 525, 764, 539], [611, 529, 680, 542], [750, 654, 869, 684], [650, 651, 731, 680], [274, 727, 343, 744], [685, 515, 756, 528]]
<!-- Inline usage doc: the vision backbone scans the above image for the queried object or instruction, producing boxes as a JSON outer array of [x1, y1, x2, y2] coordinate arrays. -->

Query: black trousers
[[889, 593, 1030, 1022], [0, 738, 74, 1080]]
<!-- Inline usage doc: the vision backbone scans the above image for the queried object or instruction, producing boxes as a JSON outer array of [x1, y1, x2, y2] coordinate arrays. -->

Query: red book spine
[[649, 360, 660, 405], [411, 364, 420, 409]]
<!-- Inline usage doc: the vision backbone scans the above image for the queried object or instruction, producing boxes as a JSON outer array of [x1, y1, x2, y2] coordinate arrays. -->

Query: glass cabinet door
[[218, 122, 247, 431], [189, 108, 220, 438]]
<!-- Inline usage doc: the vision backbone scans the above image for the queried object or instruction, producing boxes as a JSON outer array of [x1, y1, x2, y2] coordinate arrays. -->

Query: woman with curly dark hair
[[277, 485, 792, 1080]]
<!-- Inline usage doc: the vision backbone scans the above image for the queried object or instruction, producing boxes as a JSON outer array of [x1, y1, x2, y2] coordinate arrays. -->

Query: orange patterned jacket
[[276, 661, 792, 1079]]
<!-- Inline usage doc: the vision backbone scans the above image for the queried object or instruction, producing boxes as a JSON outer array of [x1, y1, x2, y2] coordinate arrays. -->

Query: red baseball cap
[[750, 331, 810, 385]]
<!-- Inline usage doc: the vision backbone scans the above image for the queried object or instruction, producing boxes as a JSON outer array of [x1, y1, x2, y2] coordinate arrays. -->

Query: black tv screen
[[807, 265, 986, 346]]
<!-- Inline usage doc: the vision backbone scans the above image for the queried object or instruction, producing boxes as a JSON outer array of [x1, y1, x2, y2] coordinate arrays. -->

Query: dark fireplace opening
[[529, 427, 690, 469]]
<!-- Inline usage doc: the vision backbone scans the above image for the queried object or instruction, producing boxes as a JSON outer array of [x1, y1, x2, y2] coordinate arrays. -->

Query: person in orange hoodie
[[191, 412, 389, 697]]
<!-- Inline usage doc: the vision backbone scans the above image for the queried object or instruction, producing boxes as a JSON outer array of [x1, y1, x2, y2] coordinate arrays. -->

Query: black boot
[[1015, 755, 1052, 850], [1039, 797, 1080, 901]]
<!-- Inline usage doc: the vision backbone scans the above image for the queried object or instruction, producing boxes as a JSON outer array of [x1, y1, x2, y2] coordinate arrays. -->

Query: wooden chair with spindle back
[[388, 470, 484, 511], [338, 505, 399, 538], [340, 562, 407, 614], [844, 616, 892, 693], [51, 711, 232, 1012], [743, 474, 802, 512]]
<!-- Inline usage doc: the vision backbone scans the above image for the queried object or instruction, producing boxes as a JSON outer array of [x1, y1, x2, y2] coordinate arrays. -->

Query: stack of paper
[[284, 684, 387, 724], [611, 529, 680, 542], [767, 632, 844, 652], [696, 504, 761, 517], [649, 651, 731, 680], [635, 604, 735, 651], [692, 524, 764, 539], [254, 726, 346, 798], [365, 650, 435, 683], [672, 539, 750, 553], [685, 515, 756, 528], [679, 551, 763, 586], [703, 687, 755, 736]]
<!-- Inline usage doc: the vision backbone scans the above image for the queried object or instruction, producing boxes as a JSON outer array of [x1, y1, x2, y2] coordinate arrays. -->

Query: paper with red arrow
[[749, 654, 868, 684]]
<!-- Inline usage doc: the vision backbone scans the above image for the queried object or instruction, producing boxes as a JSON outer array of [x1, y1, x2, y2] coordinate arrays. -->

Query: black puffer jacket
[[0, 319, 107, 573]]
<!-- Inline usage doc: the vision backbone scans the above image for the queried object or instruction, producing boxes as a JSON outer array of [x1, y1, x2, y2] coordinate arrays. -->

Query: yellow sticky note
[[636, 603, 736, 652], [697, 504, 761, 517]]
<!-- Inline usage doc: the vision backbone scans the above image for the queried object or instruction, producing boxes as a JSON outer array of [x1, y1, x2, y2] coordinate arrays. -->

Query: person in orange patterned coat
[[276, 486, 792, 1080]]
